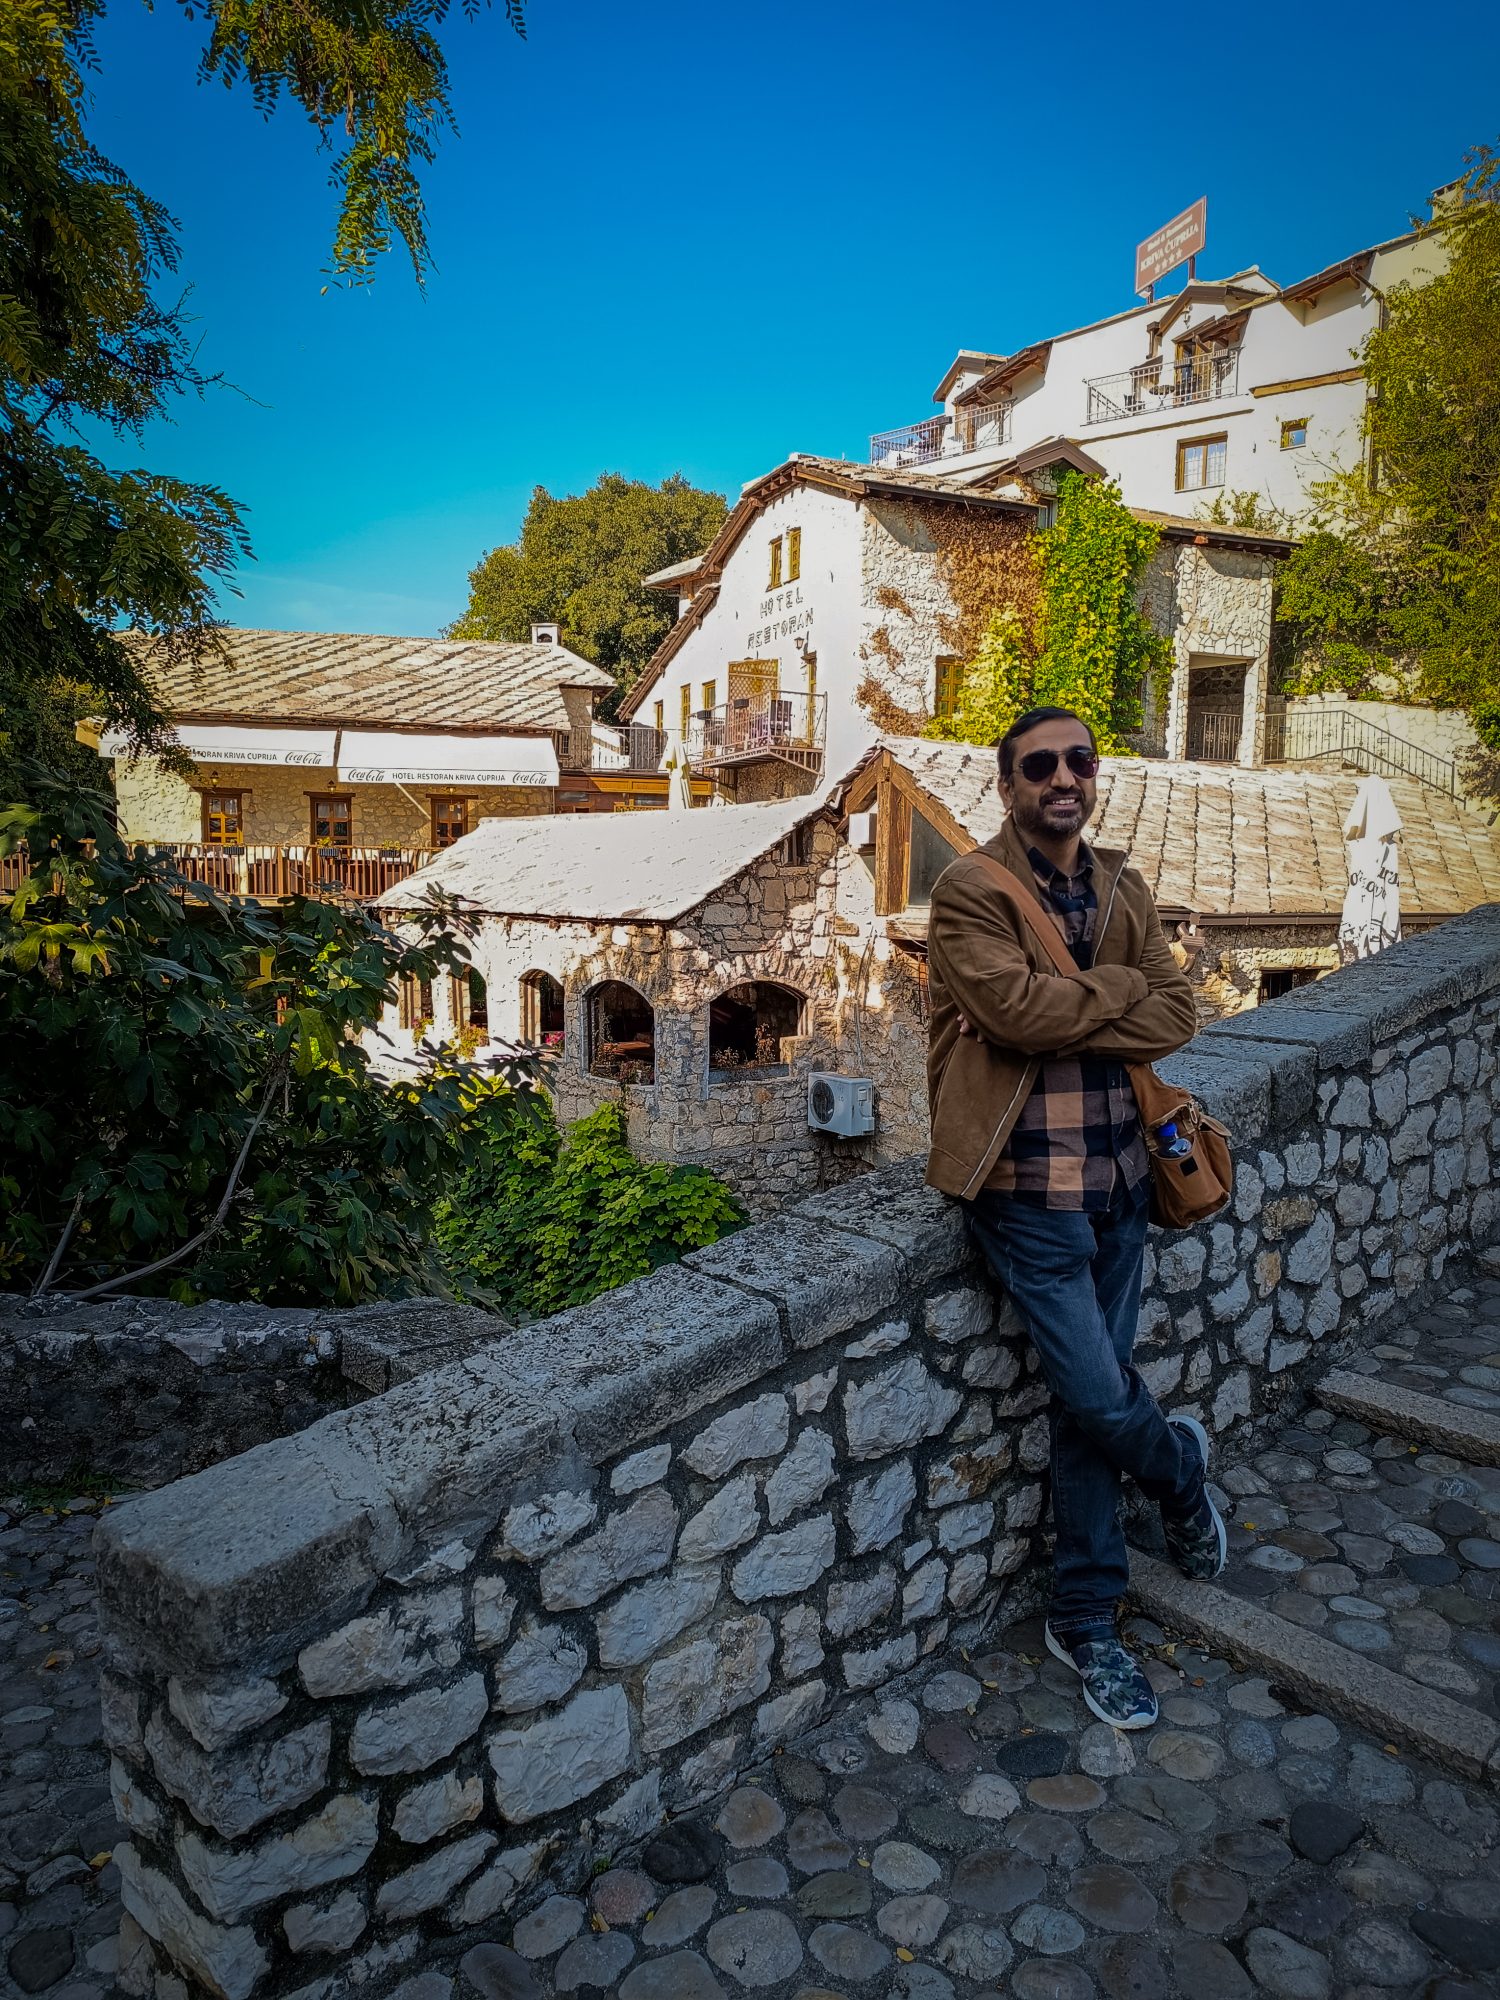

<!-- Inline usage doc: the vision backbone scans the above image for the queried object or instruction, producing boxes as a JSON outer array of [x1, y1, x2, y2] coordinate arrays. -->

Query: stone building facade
[[380, 739, 1500, 1214], [623, 456, 1287, 813]]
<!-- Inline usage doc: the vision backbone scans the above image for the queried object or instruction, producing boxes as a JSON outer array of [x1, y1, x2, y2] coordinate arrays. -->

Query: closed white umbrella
[[1339, 775, 1402, 964]]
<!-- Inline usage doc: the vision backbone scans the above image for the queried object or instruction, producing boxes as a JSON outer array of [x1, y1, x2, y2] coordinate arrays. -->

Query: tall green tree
[[1, 0, 526, 790], [1277, 146, 1500, 754], [449, 473, 729, 709]]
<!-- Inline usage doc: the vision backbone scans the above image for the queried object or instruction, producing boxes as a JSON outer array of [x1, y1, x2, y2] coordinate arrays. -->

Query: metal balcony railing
[[1185, 710, 1244, 762], [949, 401, 1013, 455], [869, 401, 1014, 467], [1084, 352, 1239, 425], [685, 691, 826, 772], [869, 415, 948, 467], [556, 723, 666, 774], [1264, 708, 1461, 798]]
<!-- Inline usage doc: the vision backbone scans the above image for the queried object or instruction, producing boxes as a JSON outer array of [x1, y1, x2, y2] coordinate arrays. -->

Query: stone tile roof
[[881, 736, 1500, 918], [378, 793, 831, 923], [133, 628, 613, 734]]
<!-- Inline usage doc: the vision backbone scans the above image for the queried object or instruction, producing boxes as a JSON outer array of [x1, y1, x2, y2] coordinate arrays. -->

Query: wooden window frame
[[431, 796, 469, 848], [844, 751, 977, 918], [934, 655, 965, 721], [1176, 432, 1228, 492], [201, 788, 245, 846], [786, 527, 801, 582], [701, 680, 717, 712], [768, 535, 783, 589], [309, 794, 354, 847], [680, 684, 692, 735], [1280, 416, 1309, 451], [653, 698, 665, 734]]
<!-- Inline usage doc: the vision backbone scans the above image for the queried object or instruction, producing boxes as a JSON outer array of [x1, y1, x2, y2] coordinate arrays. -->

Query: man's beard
[[1009, 789, 1096, 840]]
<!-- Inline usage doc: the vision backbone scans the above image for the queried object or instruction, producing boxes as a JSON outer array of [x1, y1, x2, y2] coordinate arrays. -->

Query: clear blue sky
[[85, 0, 1500, 637]]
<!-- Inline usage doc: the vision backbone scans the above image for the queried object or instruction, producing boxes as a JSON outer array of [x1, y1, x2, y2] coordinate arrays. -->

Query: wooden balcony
[[685, 692, 826, 774], [0, 843, 436, 902]]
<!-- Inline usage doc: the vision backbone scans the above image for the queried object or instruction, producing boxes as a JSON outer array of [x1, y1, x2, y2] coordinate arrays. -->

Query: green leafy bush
[[436, 1098, 744, 1318]]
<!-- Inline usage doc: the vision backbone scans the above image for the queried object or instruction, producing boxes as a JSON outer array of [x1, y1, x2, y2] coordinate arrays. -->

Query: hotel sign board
[[1136, 198, 1207, 294]]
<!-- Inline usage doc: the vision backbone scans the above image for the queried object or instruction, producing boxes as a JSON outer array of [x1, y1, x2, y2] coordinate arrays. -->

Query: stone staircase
[[1127, 1280, 1500, 1787]]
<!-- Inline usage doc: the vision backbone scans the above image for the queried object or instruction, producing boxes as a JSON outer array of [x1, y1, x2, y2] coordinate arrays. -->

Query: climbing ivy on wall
[[922, 473, 1170, 754], [1031, 472, 1172, 752]]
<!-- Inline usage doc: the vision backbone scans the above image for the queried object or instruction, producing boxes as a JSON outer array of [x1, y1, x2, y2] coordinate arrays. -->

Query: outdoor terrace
[[0, 843, 436, 903], [555, 721, 667, 775], [685, 689, 826, 773], [1084, 352, 1239, 425], [868, 402, 1013, 467]]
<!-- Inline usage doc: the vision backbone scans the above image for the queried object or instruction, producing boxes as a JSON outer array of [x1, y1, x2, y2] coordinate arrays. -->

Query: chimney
[[531, 621, 561, 646]]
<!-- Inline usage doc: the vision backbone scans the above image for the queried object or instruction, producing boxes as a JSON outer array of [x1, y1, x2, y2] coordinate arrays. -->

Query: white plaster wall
[[920, 256, 1451, 520], [645, 485, 862, 770]]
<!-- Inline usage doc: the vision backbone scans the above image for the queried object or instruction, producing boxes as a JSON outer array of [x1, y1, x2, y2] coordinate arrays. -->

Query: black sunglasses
[[1016, 745, 1099, 784]]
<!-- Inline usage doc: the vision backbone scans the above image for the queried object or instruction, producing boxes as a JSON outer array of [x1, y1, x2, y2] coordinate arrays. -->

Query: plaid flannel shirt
[[985, 842, 1150, 1211]]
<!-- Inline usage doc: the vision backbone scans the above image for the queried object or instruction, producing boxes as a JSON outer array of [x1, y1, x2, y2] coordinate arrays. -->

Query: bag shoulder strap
[[970, 850, 1079, 979], [971, 850, 1185, 1119]]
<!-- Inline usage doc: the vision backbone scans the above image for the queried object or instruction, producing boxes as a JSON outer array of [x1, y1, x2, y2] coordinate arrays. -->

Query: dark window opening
[[398, 974, 434, 1032], [589, 981, 655, 1083], [453, 969, 488, 1031], [1257, 967, 1319, 1003], [521, 970, 566, 1047], [311, 795, 353, 847], [907, 808, 961, 909], [709, 982, 804, 1076]]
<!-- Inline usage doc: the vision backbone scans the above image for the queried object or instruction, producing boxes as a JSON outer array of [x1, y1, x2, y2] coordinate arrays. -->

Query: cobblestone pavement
[[6, 1285, 1500, 2000], [1216, 1276, 1500, 1726]]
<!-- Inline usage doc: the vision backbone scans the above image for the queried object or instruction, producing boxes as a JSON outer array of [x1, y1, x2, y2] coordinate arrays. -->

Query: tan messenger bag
[[974, 854, 1233, 1230]]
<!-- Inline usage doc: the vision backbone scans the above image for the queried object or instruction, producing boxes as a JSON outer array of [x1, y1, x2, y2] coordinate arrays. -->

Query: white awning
[[336, 731, 559, 789], [98, 723, 337, 768]]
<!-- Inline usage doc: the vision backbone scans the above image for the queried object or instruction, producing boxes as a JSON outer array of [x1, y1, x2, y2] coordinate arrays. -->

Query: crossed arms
[[928, 867, 1197, 1065]]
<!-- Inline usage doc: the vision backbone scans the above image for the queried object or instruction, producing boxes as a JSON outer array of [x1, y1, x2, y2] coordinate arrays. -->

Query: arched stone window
[[708, 982, 804, 1076], [587, 981, 655, 1084], [520, 970, 566, 1048]]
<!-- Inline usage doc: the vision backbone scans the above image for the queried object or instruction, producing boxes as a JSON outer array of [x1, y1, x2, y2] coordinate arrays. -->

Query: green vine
[[923, 472, 1169, 753]]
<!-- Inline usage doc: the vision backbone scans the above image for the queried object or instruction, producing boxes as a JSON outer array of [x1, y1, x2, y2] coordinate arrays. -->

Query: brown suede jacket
[[925, 816, 1197, 1199]]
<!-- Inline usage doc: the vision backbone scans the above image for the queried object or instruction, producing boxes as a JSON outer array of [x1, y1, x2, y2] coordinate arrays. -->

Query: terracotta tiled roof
[[133, 628, 613, 735], [879, 737, 1500, 919]]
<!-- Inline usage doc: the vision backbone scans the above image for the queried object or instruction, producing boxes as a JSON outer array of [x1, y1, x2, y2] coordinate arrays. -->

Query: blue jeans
[[965, 1176, 1202, 1642]]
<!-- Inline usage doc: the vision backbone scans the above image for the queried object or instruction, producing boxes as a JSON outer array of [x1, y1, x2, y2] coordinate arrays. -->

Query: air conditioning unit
[[808, 1073, 875, 1137], [847, 810, 876, 850]]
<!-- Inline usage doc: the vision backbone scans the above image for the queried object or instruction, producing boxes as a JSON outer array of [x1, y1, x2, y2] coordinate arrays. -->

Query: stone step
[[1126, 1553, 1500, 1786], [1316, 1367, 1500, 1467]]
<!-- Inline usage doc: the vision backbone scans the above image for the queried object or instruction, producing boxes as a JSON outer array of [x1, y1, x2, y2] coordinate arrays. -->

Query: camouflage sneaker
[[1045, 1623, 1159, 1730], [1162, 1415, 1228, 1580]]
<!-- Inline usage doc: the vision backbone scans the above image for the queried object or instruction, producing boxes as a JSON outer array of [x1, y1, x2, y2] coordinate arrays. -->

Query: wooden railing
[[0, 843, 436, 902]]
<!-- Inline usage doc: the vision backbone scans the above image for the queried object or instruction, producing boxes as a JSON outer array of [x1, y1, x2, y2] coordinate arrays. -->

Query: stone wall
[[0, 1296, 510, 1491], [381, 818, 933, 1213], [112, 760, 552, 848], [95, 908, 1500, 2000], [1139, 541, 1277, 763]]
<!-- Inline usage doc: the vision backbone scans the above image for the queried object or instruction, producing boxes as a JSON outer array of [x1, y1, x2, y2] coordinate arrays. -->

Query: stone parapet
[[0, 1296, 511, 1490], [94, 908, 1500, 1999]]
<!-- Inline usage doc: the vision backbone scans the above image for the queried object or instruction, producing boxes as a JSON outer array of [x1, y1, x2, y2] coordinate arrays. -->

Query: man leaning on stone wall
[[924, 707, 1228, 1731]]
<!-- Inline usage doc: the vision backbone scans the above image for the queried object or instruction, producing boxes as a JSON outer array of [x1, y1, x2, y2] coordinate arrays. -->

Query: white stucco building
[[869, 218, 1450, 523], [620, 453, 1289, 802]]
